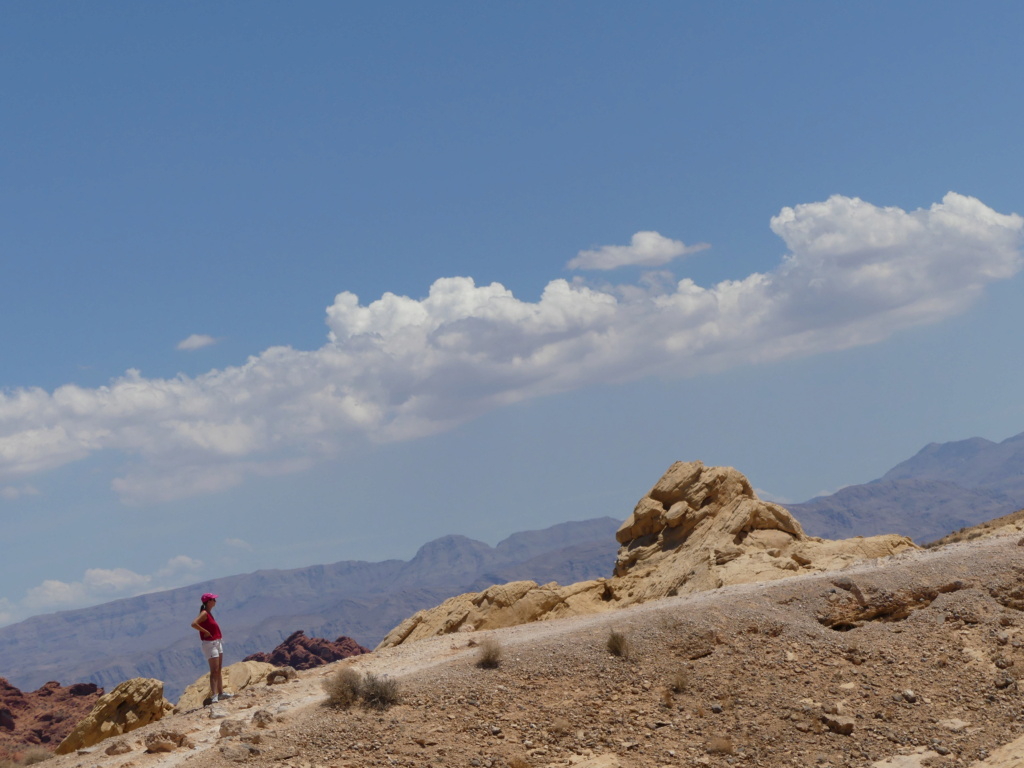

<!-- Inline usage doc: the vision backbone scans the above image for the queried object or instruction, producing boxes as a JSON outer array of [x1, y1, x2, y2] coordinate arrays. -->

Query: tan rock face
[[377, 461, 917, 649], [54, 678, 172, 754], [175, 661, 276, 712]]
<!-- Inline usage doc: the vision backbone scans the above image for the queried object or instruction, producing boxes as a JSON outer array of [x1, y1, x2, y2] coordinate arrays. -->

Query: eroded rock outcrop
[[243, 630, 369, 670], [0, 678, 101, 757], [378, 461, 917, 648], [175, 661, 276, 712], [54, 678, 171, 754]]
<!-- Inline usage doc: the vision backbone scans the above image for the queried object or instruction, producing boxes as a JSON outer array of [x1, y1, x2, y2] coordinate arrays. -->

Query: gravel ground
[[46, 534, 1024, 768]]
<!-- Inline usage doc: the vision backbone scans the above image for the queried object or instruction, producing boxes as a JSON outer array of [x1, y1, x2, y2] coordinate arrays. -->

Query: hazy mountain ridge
[[0, 517, 619, 699], [790, 430, 1024, 542]]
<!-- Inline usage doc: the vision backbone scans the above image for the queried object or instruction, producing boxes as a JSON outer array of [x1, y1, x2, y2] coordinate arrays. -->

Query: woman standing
[[191, 593, 233, 704]]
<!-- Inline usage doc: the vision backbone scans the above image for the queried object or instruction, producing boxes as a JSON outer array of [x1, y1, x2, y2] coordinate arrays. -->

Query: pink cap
[[201, 593, 218, 602]]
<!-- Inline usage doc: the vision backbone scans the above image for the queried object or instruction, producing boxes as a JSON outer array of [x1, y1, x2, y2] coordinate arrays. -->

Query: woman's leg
[[210, 654, 223, 696]]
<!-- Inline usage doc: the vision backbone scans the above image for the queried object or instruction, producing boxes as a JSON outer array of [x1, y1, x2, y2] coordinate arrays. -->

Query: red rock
[[243, 630, 369, 670], [0, 677, 101, 758]]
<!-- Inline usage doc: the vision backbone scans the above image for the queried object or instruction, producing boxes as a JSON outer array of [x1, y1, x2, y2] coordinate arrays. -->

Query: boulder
[[377, 461, 917, 648], [54, 678, 171, 754], [175, 661, 276, 712]]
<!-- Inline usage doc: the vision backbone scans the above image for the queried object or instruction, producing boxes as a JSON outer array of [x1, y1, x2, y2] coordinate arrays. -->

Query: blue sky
[[2, 2, 1023, 626]]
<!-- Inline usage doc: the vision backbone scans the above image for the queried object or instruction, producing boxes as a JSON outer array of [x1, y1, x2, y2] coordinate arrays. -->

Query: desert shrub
[[323, 666, 363, 708], [548, 717, 571, 737], [476, 637, 503, 669], [0, 749, 52, 768], [669, 668, 689, 693], [706, 735, 734, 755], [19, 749, 52, 766], [361, 672, 400, 710], [606, 630, 632, 659]]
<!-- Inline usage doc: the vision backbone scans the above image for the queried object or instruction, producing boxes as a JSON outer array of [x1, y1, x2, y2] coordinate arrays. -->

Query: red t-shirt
[[198, 612, 222, 641]]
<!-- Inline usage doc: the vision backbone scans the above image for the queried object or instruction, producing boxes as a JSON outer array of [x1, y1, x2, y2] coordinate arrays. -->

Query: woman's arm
[[191, 610, 212, 637]]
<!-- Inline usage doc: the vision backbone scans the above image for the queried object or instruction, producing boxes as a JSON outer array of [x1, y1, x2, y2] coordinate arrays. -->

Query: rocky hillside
[[378, 461, 916, 648], [33, 531, 1024, 768], [0, 517, 618, 700], [925, 507, 1024, 549], [0, 678, 101, 757], [791, 430, 1024, 542], [243, 630, 369, 669]]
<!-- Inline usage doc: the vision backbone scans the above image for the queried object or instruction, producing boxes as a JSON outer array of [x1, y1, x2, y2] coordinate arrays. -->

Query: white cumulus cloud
[[567, 230, 710, 270], [177, 334, 218, 351], [0, 597, 16, 625], [0, 193, 1019, 505], [17, 556, 205, 617]]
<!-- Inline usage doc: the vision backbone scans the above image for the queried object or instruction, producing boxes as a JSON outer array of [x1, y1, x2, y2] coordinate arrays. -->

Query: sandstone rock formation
[[0, 678, 101, 757], [175, 661, 276, 712], [378, 461, 917, 648], [243, 630, 369, 670], [54, 678, 171, 754]]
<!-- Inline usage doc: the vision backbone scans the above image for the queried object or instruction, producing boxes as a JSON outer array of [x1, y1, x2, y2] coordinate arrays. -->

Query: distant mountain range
[[0, 517, 619, 700], [790, 431, 1024, 543]]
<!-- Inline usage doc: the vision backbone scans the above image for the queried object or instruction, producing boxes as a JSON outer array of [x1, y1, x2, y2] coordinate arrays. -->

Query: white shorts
[[201, 639, 224, 660]]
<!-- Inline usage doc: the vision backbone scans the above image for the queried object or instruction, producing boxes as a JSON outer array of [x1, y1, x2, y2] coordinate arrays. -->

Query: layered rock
[[378, 461, 917, 648], [243, 630, 369, 670], [0, 678, 101, 757], [54, 678, 171, 754], [175, 661, 276, 712]]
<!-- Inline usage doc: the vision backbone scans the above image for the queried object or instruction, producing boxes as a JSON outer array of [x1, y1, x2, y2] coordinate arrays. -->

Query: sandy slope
[[45, 533, 1024, 768]]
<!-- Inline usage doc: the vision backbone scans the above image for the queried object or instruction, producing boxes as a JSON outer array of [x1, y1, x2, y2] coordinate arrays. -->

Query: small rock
[[220, 743, 260, 761], [208, 705, 229, 719], [105, 740, 132, 756], [901, 689, 917, 703], [266, 667, 297, 685], [251, 709, 275, 728], [144, 730, 192, 753], [219, 719, 245, 738], [820, 714, 855, 735]]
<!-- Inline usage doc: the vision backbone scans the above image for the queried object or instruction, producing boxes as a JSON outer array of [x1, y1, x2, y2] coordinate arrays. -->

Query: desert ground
[[38, 531, 1024, 768]]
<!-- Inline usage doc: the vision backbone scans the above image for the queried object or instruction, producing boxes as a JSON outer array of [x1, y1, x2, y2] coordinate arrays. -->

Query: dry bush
[[548, 717, 571, 737], [606, 629, 632, 659], [19, 750, 52, 766], [323, 666, 363, 708], [0, 749, 53, 768], [361, 672, 401, 710], [660, 688, 674, 708], [669, 668, 689, 693], [706, 735, 734, 755], [476, 637, 503, 669]]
